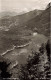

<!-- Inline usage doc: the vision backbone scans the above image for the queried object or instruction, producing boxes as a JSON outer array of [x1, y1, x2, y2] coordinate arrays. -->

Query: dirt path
[[1, 41, 31, 56]]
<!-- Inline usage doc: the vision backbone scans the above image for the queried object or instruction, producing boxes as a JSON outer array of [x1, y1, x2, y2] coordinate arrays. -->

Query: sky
[[0, 0, 51, 12]]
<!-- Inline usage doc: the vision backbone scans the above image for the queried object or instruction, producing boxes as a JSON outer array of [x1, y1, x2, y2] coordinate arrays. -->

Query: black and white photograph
[[0, 0, 51, 80]]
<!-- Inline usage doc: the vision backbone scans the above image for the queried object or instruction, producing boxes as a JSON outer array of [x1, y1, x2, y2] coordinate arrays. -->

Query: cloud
[[23, 8, 29, 12], [0, 0, 50, 12]]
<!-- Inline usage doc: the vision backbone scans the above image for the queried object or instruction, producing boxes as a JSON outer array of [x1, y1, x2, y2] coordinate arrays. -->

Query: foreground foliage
[[18, 40, 50, 80]]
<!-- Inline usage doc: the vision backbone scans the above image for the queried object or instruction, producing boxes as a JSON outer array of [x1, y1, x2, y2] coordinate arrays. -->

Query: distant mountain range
[[0, 11, 18, 18], [0, 11, 29, 19], [0, 9, 43, 27]]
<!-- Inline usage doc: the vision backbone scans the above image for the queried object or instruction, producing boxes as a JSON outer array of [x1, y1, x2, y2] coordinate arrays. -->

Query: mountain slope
[[0, 10, 43, 27], [26, 4, 50, 36]]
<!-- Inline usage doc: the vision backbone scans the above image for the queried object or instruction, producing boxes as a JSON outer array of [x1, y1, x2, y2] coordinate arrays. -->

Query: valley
[[0, 2, 50, 79]]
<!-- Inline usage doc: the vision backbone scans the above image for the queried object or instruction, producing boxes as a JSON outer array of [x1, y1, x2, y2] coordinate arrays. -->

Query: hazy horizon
[[0, 0, 51, 13]]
